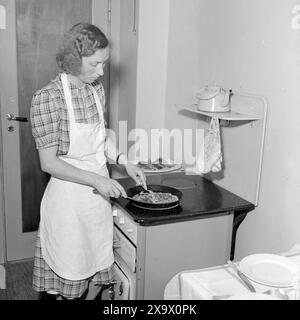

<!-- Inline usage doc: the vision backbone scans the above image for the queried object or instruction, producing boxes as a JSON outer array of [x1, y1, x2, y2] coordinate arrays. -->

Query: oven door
[[101, 262, 130, 300]]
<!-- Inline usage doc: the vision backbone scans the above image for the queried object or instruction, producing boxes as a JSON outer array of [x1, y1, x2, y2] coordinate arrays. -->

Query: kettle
[[196, 86, 233, 112]]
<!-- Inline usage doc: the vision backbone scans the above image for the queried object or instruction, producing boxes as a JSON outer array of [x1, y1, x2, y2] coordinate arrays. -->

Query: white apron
[[39, 73, 114, 281]]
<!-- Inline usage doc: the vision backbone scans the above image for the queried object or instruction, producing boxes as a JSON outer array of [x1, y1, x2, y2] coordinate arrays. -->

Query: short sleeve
[[30, 89, 60, 149], [93, 80, 106, 107]]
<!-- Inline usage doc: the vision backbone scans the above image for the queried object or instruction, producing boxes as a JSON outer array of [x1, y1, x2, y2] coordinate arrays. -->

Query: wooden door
[[0, 0, 110, 261]]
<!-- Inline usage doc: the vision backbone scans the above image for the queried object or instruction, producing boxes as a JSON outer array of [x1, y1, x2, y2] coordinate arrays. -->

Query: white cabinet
[[104, 203, 233, 300]]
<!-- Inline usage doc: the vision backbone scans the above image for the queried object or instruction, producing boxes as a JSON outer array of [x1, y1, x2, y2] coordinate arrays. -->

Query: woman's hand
[[94, 176, 127, 198], [115, 153, 147, 188], [124, 163, 147, 189]]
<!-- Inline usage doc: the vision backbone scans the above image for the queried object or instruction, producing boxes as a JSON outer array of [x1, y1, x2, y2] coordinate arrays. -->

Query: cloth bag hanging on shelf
[[196, 116, 223, 174]]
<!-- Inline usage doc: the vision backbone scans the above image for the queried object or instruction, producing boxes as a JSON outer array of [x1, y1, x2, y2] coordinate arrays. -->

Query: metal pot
[[196, 86, 233, 112], [126, 185, 183, 210]]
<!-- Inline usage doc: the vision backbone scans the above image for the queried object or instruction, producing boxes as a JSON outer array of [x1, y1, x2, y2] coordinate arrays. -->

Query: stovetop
[[112, 172, 255, 226]]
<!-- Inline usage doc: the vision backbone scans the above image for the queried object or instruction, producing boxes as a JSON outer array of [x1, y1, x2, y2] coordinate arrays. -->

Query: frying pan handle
[[93, 188, 130, 199]]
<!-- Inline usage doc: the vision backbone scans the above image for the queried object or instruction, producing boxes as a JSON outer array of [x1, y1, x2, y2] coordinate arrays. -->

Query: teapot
[[195, 85, 233, 112]]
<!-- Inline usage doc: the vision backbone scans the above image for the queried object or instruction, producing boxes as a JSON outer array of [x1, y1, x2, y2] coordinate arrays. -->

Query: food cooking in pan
[[132, 191, 179, 204]]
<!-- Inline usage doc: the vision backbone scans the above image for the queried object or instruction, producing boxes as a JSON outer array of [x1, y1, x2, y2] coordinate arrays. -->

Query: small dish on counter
[[137, 158, 182, 173]]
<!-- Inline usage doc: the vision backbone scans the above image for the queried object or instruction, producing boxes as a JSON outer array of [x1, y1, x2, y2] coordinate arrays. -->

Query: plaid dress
[[30, 74, 114, 299], [33, 231, 115, 299], [30, 74, 107, 154]]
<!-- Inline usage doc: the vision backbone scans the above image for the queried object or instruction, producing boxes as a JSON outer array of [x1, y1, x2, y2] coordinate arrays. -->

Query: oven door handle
[[107, 280, 123, 299]]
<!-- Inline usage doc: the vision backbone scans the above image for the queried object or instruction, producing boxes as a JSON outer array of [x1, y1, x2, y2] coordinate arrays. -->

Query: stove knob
[[119, 216, 125, 225], [119, 282, 123, 296]]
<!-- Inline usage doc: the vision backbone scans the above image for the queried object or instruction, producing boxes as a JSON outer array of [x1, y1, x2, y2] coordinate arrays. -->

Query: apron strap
[[61, 73, 105, 128], [61, 73, 76, 125], [90, 86, 105, 126]]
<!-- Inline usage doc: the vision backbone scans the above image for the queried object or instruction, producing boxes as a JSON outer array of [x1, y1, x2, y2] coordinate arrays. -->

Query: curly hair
[[56, 22, 109, 75]]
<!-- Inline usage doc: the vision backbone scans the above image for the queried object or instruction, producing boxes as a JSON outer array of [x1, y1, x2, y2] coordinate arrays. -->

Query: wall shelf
[[180, 104, 261, 121], [176, 91, 268, 206]]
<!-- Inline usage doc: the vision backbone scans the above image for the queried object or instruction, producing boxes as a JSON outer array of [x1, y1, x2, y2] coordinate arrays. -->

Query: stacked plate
[[239, 254, 299, 288], [228, 293, 280, 300]]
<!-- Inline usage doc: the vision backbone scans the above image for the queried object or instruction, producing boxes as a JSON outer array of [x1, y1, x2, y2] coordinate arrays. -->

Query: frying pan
[[93, 184, 183, 210], [126, 184, 183, 210]]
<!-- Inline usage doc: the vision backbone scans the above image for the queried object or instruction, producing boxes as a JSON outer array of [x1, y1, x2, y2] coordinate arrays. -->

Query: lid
[[196, 86, 222, 100]]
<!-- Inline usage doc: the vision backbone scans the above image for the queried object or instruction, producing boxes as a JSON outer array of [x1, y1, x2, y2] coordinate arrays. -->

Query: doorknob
[[6, 113, 28, 122]]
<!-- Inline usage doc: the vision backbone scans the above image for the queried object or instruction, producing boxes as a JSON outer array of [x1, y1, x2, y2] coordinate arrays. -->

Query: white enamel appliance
[[196, 85, 233, 112]]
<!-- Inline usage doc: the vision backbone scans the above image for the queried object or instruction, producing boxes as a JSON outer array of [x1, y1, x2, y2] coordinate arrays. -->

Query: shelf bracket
[[219, 119, 230, 127]]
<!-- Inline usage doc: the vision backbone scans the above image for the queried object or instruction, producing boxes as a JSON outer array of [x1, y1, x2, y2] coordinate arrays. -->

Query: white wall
[[135, 0, 170, 133], [165, 0, 300, 257], [133, 0, 217, 163], [213, 0, 300, 258], [108, 0, 121, 136], [114, 0, 300, 258], [164, 0, 217, 164], [165, 0, 218, 125], [108, 0, 139, 157]]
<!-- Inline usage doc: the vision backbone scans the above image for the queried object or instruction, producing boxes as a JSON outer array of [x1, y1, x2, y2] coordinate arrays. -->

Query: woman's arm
[[105, 135, 147, 188], [105, 135, 127, 165], [38, 146, 127, 198]]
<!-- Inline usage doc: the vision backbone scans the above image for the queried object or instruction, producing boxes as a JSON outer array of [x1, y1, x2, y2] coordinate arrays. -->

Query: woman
[[30, 23, 146, 300]]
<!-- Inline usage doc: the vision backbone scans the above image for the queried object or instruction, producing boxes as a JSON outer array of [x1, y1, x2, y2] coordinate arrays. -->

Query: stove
[[113, 172, 254, 228], [102, 172, 255, 300]]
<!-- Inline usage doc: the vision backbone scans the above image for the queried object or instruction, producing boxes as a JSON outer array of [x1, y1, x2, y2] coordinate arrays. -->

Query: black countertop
[[112, 172, 255, 226]]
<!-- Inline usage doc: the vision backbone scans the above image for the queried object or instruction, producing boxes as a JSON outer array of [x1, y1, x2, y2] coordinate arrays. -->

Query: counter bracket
[[230, 209, 250, 261]]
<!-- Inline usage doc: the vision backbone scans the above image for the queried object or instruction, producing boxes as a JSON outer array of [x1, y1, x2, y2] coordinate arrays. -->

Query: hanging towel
[[196, 116, 222, 174]]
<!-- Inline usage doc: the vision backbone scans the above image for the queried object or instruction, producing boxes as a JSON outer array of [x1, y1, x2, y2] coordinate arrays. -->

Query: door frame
[[92, 0, 112, 126], [0, 99, 6, 265], [0, 0, 111, 262], [0, 98, 7, 289], [0, 0, 35, 262]]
